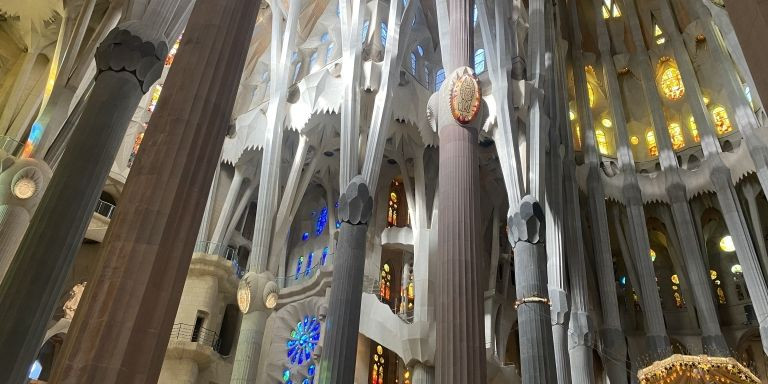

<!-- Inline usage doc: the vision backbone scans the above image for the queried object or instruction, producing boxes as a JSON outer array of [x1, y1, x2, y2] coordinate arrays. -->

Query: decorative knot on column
[[514, 295, 550, 309], [508, 195, 545, 246], [95, 28, 168, 93], [338, 175, 373, 225]]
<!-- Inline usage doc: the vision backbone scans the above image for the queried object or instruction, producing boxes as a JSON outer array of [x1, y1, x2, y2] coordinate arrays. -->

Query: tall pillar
[[211, 166, 246, 245], [0, 27, 166, 383], [412, 363, 435, 384], [46, 0, 261, 380], [726, 1, 768, 118], [317, 176, 372, 383]]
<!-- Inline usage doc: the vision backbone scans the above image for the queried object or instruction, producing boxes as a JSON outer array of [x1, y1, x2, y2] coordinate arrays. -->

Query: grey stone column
[[317, 176, 372, 383], [0, 27, 166, 383], [412, 363, 435, 384], [45, 0, 261, 379], [510, 197, 557, 383], [0, 153, 51, 282], [230, 310, 270, 383]]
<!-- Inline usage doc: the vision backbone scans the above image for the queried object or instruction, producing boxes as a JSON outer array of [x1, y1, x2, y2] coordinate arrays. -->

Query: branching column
[[0, 27, 166, 383], [317, 176, 372, 383], [48, 0, 261, 380]]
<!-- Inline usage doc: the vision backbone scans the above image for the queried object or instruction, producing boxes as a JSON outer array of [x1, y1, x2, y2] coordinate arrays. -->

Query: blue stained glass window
[[308, 364, 316, 376], [315, 207, 328, 236], [410, 52, 416, 74], [435, 68, 445, 91], [335, 220, 341, 229], [302, 232, 309, 241], [293, 62, 302, 82], [335, 200, 339, 208], [286, 316, 321, 365], [473, 3, 478, 26], [619, 275, 627, 286], [474, 48, 486, 74], [295, 256, 304, 279], [380, 22, 388, 47], [361, 20, 370, 44], [416, 45, 424, 56], [283, 369, 291, 381], [302, 379, 310, 384], [305, 252, 314, 276], [321, 247, 329, 265], [320, 32, 329, 43], [309, 52, 318, 69]]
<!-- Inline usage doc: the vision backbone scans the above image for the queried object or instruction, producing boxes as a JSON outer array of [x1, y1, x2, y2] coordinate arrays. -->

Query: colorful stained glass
[[286, 316, 321, 365], [127, 131, 145, 168], [283, 369, 291, 381], [646, 131, 658, 157], [668, 123, 685, 150], [659, 59, 685, 101], [321, 247, 329, 265], [302, 232, 309, 241], [689, 116, 700, 143], [305, 252, 313, 277], [148, 84, 163, 112], [717, 287, 727, 304], [315, 207, 328, 236], [165, 35, 182, 66], [671, 274, 679, 284], [595, 129, 609, 155], [712, 106, 733, 135], [295, 256, 303, 280]]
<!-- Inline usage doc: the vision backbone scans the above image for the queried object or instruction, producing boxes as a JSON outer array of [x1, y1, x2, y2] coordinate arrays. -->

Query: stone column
[[0, 153, 51, 281], [317, 176, 372, 383], [412, 363, 435, 384], [46, 0, 261, 380], [211, 166, 246, 245], [727, 1, 768, 106], [0, 27, 166, 383]]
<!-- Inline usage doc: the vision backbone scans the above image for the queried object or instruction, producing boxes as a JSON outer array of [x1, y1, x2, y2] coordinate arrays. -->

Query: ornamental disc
[[450, 73, 481, 124]]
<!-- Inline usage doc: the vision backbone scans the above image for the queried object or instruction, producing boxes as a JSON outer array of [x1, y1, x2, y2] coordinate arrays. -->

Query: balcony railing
[[275, 252, 335, 288], [169, 323, 221, 352], [367, 279, 414, 324], [0, 136, 23, 157], [94, 199, 116, 219], [194, 241, 243, 278]]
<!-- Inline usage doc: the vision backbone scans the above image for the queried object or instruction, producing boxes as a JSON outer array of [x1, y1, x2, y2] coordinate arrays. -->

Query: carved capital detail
[[338, 175, 373, 225], [95, 27, 168, 93], [508, 195, 545, 246]]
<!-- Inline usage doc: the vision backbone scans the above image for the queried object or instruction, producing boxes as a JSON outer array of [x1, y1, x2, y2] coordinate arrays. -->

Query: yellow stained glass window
[[654, 23, 665, 45], [688, 116, 700, 143], [588, 84, 596, 107], [668, 123, 685, 150], [595, 129, 609, 155], [148, 84, 163, 112], [710, 270, 717, 280], [630, 136, 639, 145], [671, 274, 679, 284], [712, 106, 733, 135], [574, 124, 582, 150], [673, 291, 684, 308], [646, 131, 658, 157], [165, 35, 182, 66], [650, 249, 657, 262], [659, 60, 685, 101], [717, 287, 726, 304], [602, 0, 621, 19]]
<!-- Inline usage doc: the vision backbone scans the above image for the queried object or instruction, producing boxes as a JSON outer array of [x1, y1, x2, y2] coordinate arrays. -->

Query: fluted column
[[0, 27, 166, 383], [317, 176, 372, 383], [211, 167, 246, 245], [412, 363, 435, 384], [46, 0, 261, 380]]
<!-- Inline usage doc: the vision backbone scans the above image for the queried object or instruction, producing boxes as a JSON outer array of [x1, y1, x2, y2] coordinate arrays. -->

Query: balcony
[[193, 241, 243, 278], [165, 323, 222, 367], [85, 199, 116, 242]]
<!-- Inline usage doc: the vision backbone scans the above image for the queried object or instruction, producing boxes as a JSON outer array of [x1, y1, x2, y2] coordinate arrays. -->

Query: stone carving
[[508, 195, 545, 245], [449, 72, 481, 124], [63, 282, 87, 320], [95, 28, 168, 93], [338, 175, 373, 225]]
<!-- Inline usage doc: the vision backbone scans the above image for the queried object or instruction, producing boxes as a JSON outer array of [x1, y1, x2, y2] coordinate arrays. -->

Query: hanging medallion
[[450, 72, 481, 124]]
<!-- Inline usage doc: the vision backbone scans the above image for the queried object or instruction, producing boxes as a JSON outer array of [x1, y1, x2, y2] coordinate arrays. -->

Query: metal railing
[[94, 199, 116, 219], [194, 241, 243, 278], [0, 136, 23, 156], [275, 252, 335, 288], [169, 323, 221, 352]]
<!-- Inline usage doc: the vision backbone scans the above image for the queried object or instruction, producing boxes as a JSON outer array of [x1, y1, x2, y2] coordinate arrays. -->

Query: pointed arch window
[[380, 22, 388, 47], [309, 52, 318, 69], [473, 3, 478, 26], [293, 62, 302, 83], [653, 21, 666, 45], [435, 68, 445, 91], [474, 48, 486, 74], [646, 131, 658, 157], [326, 43, 335, 63], [602, 0, 622, 19], [410, 52, 417, 74], [668, 122, 685, 150], [595, 129, 609, 155], [295, 255, 304, 279], [688, 116, 700, 143], [658, 58, 685, 101], [712, 106, 733, 135], [305, 252, 314, 276], [361, 20, 370, 45], [379, 263, 392, 301]]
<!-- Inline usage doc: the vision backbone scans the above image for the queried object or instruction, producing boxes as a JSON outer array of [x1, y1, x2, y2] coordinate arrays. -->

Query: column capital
[[508, 195, 545, 246], [95, 27, 168, 93], [338, 175, 373, 225]]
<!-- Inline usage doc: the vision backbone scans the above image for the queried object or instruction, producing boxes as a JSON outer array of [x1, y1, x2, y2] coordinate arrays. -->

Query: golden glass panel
[[660, 64, 685, 101], [595, 129, 609, 155], [668, 123, 685, 150], [712, 106, 733, 135], [646, 131, 658, 157]]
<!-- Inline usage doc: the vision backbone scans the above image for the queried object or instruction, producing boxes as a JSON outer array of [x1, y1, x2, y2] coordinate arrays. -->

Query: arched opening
[[386, 177, 409, 228]]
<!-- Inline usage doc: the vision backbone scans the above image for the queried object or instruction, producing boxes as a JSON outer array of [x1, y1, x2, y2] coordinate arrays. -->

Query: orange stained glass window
[[165, 35, 182, 66], [646, 131, 658, 157], [148, 84, 163, 112], [668, 123, 685, 150], [688, 116, 700, 143], [379, 263, 392, 302], [659, 59, 685, 101], [712, 106, 733, 135]]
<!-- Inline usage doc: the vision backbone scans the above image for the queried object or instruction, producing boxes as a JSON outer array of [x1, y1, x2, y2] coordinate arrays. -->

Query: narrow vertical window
[[435, 68, 445, 91], [474, 48, 486, 74], [380, 22, 388, 47]]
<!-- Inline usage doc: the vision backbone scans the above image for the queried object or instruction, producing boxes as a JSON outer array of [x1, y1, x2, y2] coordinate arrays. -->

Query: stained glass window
[[650, 249, 657, 262], [295, 256, 303, 280], [305, 252, 313, 277], [668, 123, 685, 150], [717, 287, 727, 304], [370, 344, 385, 384], [293, 62, 302, 83], [302, 232, 309, 241], [712, 106, 733, 135], [653, 22, 665, 45], [673, 291, 684, 308], [127, 131, 145, 168], [474, 49, 486, 74], [309, 52, 318, 69], [671, 274, 679, 284], [646, 131, 658, 157], [595, 129, 609, 155], [286, 316, 321, 365], [410, 52, 417, 74], [473, 3, 478, 26], [321, 247, 329, 265], [619, 275, 627, 286], [424, 66, 430, 88], [688, 116, 700, 143], [315, 207, 328, 236], [335, 219, 341, 229], [165, 35, 182, 66], [435, 68, 445, 91], [387, 180, 400, 227], [326, 43, 335, 63], [361, 20, 370, 45], [147, 84, 163, 112], [574, 124, 582, 150], [320, 32, 329, 43], [379, 263, 392, 302], [659, 59, 685, 101], [380, 22, 388, 47]]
